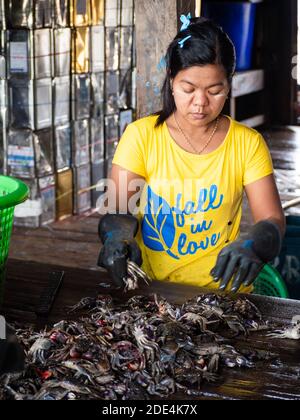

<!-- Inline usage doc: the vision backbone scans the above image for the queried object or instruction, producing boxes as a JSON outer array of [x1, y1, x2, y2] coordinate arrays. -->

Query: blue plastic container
[[203, 1, 257, 71], [274, 216, 300, 300]]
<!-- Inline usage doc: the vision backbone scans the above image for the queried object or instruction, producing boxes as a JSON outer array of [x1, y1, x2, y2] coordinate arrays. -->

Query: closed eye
[[208, 91, 223, 96]]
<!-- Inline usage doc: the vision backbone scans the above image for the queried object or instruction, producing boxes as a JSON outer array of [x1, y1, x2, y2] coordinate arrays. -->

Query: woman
[[98, 17, 285, 294]]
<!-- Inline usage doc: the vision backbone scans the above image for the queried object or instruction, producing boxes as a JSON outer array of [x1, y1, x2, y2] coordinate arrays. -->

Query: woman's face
[[171, 64, 230, 126]]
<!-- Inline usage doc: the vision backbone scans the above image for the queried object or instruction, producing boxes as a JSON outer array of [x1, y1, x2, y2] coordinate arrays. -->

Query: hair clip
[[178, 35, 192, 48], [180, 13, 192, 31]]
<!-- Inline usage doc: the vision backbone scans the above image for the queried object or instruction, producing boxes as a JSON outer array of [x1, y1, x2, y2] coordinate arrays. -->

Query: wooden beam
[[136, 0, 196, 118], [136, 1, 177, 118]]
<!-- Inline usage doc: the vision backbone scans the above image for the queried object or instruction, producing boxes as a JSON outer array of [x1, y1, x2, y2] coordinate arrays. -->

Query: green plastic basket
[[253, 264, 289, 299], [0, 176, 29, 294]]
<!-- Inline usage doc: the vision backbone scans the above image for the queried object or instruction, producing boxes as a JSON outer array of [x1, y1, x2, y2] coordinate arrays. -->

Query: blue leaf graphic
[[142, 186, 179, 260]]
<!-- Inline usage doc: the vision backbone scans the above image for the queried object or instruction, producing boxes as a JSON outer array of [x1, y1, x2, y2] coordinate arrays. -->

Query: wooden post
[[136, 0, 196, 118]]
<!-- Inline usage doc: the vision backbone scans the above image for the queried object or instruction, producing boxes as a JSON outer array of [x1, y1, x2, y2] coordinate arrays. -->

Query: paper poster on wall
[[10, 42, 28, 74], [7, 146, 35, 168]]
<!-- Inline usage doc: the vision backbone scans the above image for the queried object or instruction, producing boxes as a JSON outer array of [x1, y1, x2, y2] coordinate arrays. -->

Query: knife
[[35, 271, 65, 320]]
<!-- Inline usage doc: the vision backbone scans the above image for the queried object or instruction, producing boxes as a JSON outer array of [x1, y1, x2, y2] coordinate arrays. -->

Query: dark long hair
[[155, 17, 236, 127]]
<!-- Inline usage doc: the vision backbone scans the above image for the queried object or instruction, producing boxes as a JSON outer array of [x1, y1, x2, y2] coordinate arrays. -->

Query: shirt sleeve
[[243, 133, 274, 186], [112, 122, 147, 178]]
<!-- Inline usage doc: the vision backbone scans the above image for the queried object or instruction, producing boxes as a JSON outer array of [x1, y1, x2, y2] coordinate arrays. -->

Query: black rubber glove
[[211, 220, 282, 293], [97, 214, 142, 288], [0, 323, 25, 376]]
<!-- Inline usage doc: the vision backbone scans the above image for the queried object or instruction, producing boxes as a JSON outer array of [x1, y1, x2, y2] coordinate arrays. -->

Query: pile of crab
[[0, 293, 279, 400]]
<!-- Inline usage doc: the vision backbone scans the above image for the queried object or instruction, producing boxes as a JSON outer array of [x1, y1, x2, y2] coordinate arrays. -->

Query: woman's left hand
[[210, 239, 264, 293]]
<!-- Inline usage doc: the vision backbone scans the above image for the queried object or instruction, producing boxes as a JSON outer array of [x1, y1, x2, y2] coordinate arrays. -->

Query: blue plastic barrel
[[203, 1, 257, 71]]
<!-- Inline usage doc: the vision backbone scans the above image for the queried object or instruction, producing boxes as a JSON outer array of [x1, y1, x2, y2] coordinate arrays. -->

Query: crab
[[123, 261, 152, 292], [123, 277, 139, 293], [110, 341, 145, 371], [179, 312, 210, 332], [132, 324, 160, 362], [28, 338, 53, 365], [222, 315, 248, 337], [68, 297, 97, 313], [147, 376, 176, 396], [110, 311, 133, 330], [223, 354, 254, 369], [61, 361, 95, 384], [154, 295, 181, 320], [4, 385, 29, 400], [267, 322, 300, 340]]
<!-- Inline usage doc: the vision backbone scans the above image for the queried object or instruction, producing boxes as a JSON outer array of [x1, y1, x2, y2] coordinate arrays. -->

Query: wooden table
[[2, 259, 300, 400]]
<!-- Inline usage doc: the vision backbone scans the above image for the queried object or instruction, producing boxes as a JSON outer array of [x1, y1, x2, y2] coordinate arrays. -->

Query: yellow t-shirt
[[112, 115, 274, 292]]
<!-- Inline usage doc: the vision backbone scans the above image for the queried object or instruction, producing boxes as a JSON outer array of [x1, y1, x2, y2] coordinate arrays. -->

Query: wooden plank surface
[[2, 258, 300, 325], [9, 213, 100, 269]]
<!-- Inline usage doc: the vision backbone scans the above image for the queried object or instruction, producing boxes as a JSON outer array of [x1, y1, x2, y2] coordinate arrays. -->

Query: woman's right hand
[[98, 236, 142, 288], [98, 214, 142, 288]]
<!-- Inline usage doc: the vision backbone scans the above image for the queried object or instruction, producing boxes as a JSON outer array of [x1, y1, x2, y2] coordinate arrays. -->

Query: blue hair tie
[[178, 35, 192, 48], [180, 13, 192, 31]]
